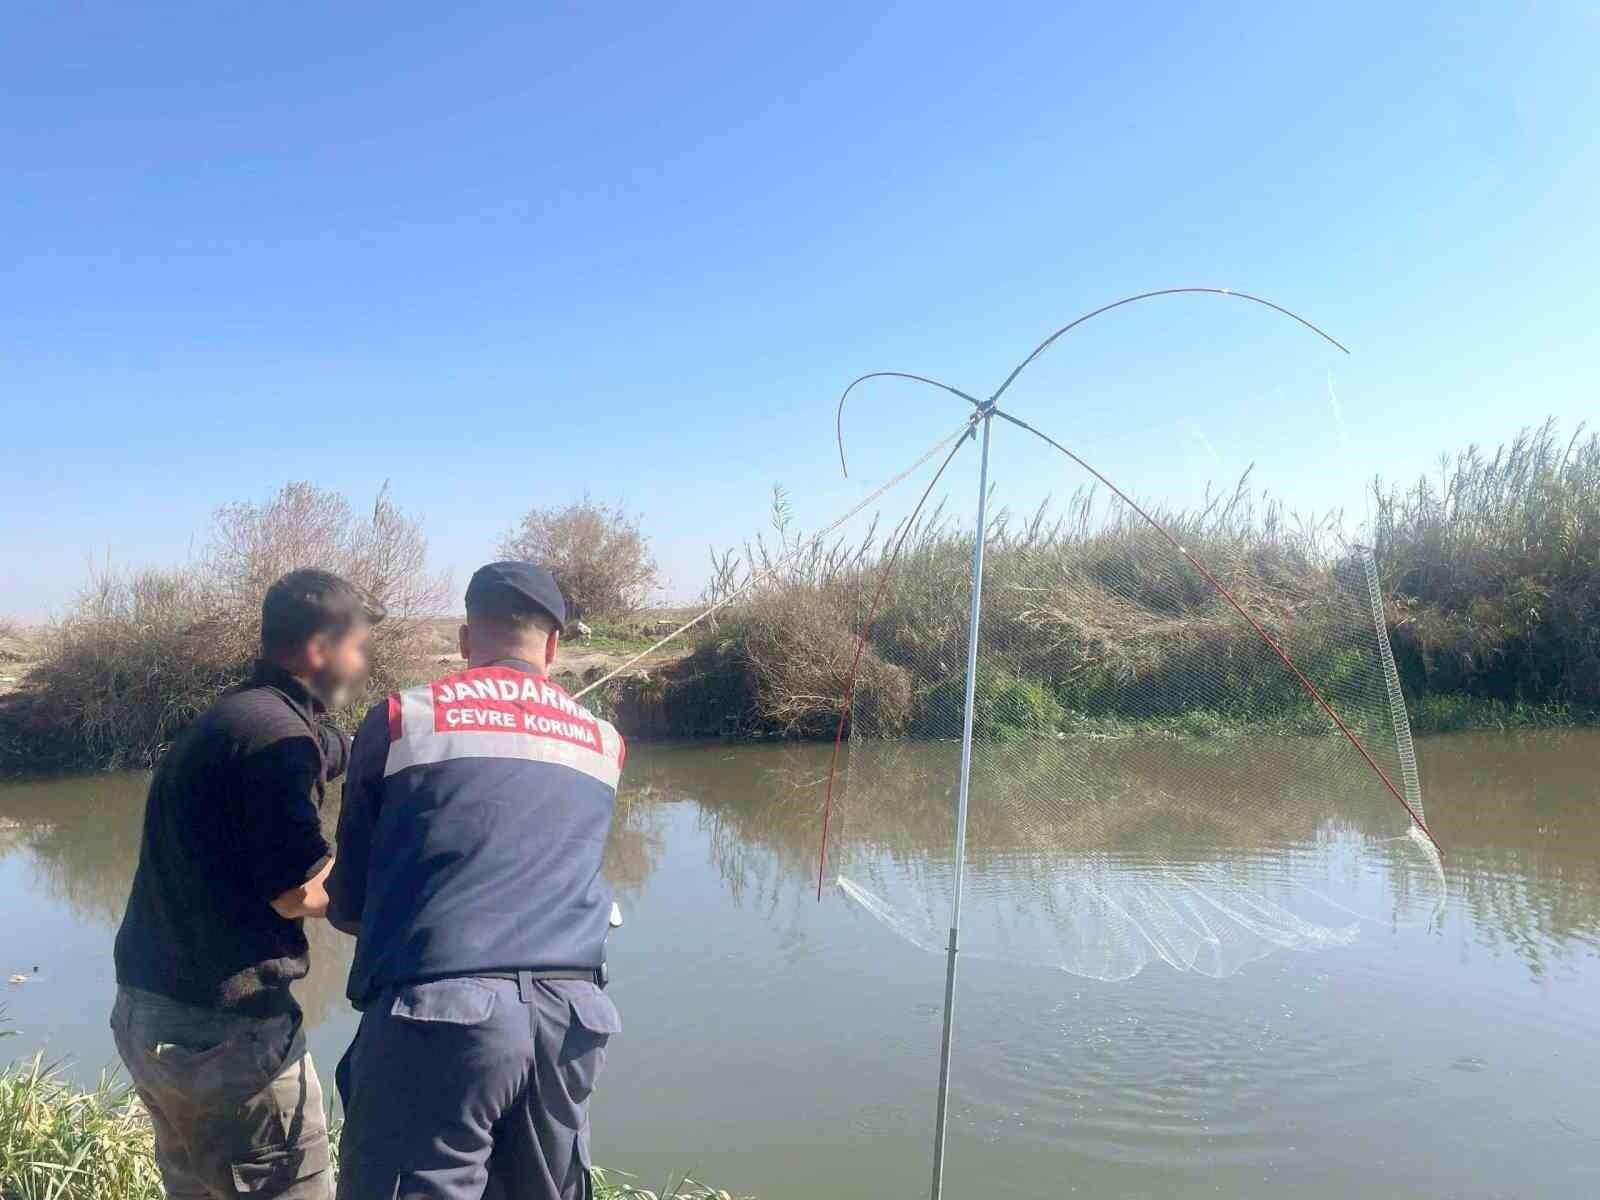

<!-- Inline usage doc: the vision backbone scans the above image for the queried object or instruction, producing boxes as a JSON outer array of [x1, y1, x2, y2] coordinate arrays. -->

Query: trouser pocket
[[111, 994, 331, 1200], [224, 1052, 334, 1199]]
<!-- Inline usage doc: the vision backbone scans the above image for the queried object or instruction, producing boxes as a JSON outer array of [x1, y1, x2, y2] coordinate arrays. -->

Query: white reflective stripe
[[398, 685, 434, 737], [384, 680, 621, 789], [597, 720, 621, 764], [384, 726, 621, 789]]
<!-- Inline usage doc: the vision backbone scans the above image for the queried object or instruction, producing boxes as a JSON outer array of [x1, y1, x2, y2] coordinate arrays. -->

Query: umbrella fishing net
[[824, 458, 1444, 980], [817, 297, 1445, 985], [573, 290, 1447, 986]]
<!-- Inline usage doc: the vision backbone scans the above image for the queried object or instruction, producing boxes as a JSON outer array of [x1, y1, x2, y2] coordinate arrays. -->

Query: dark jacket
[[113, 662, 349, 1016], [328, 661, 623, 1006]]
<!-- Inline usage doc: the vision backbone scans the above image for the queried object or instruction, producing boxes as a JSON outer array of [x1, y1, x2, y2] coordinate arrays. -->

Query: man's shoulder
[[207, 682, 313, 747]]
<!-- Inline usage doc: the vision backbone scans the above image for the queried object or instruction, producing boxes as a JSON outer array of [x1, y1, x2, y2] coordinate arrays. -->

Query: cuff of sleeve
[[260, 848, 332, 904]]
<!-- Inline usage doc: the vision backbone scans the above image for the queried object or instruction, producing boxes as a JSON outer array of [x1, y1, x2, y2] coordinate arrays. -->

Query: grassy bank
[[0, 1055, 741, 1200], [3, 420, 1598, 769], [589, 420, 1600, 743]]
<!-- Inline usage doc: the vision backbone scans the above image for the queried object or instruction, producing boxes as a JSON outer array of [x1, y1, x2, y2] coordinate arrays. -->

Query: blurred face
[[304, 620, 372, 708]]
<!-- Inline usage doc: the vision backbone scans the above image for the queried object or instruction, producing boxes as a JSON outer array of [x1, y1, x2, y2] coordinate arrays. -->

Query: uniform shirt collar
[[249, 659, 325, 715], [488, 657, 546, 677]]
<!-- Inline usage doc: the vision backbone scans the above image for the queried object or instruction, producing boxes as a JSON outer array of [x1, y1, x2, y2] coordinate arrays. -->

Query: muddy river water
[[2, 731, 1597, 1198]]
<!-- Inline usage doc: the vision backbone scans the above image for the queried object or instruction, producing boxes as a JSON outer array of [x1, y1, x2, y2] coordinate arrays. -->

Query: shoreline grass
[[0, 1055, 743, 1200], [3, 419, 1597, 769]]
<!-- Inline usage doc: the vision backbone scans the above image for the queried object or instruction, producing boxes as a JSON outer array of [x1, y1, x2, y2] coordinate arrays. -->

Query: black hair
[[465, 585, 556, 634], [261, 569, 386, 658]]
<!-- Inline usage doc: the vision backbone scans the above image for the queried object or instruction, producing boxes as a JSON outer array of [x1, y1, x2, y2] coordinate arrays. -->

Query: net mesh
[[826, 419, 1445, 981]]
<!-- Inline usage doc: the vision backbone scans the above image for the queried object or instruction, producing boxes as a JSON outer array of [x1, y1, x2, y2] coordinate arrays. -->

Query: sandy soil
[[415, 616, 688, 687], [0, 628, 41, 698]]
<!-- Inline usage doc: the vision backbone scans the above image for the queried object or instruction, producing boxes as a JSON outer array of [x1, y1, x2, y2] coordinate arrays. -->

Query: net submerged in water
[[827, 448, 1446, 982]]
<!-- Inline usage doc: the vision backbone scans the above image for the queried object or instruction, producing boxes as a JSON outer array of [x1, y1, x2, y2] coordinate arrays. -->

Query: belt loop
[[516, 970, 533, 1004]]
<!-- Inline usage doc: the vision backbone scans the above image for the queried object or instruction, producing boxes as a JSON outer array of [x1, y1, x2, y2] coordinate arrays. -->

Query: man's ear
[[545, 628, 560, 670], [458, 623, 470, 662], [303, 633, 329, 675]]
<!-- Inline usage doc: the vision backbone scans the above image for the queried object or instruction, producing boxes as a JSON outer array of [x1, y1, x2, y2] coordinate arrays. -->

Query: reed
[[695, 422, 1600, 738], [1375, 419, 1600, 708]]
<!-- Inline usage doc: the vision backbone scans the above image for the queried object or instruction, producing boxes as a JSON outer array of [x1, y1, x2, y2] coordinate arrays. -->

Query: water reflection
[[604, 733, 1600, 983], [5, 734, 1600, 1199], [1421, 730, 1600, 976], [2, 730, 1598, 992]]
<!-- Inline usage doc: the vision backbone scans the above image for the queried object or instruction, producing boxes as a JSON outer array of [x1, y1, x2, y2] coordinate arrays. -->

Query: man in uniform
[[112, 568, 384, 1200], [328, 562, 624, 1200]]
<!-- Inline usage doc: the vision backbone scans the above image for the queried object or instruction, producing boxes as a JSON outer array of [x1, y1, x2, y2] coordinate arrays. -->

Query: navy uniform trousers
[[335, 975, 620, 1200]]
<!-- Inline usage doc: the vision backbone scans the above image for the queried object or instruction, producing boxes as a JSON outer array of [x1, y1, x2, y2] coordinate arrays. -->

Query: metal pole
[[930, 408, 993, 1200]]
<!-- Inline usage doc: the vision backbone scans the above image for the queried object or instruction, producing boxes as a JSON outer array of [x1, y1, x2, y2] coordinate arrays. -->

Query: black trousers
[[335, 976, 620, 1200]]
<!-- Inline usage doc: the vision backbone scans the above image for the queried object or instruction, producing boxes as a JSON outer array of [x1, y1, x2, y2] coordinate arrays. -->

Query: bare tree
[[211, 482, 447, 617], [7, 481, 451, 770], [499, 497, 657, 620], [210, 481, 450, 693]]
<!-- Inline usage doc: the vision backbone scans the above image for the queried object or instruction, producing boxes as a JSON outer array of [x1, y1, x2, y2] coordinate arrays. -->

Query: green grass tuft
[[0, 1056, 746, 1200]]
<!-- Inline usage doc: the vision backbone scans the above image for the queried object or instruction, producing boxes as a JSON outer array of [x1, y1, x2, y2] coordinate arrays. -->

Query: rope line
[[815, 417, 978, 900], [993, 408, 1442, 856], [573, 420, 976, 702]]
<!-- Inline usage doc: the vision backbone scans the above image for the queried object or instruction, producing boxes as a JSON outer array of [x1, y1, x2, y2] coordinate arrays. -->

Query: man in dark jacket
[[112, 568, 383, 1200], [329, 562, 623, 1200]]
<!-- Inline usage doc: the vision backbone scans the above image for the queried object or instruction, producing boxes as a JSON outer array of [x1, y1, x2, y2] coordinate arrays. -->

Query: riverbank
[[4, 587, 1598, 775], [3, 420, 1596, 771], [0, 1052, 741, 1200]]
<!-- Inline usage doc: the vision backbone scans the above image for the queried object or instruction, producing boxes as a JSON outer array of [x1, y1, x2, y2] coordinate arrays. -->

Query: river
[[2, 732, 1597, 1198]]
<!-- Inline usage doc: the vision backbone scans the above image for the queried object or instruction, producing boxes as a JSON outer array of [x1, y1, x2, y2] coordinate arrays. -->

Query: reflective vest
[[337, 664, 623, 1004]]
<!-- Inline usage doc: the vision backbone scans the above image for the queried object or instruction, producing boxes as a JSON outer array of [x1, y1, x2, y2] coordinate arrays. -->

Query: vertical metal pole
[[930, 409, 993, 1200]]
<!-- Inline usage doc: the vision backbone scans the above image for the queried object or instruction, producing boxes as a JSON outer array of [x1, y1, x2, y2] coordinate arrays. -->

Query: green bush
[[913, 667, 1063, 741], [1408, 693, 1583, 734]]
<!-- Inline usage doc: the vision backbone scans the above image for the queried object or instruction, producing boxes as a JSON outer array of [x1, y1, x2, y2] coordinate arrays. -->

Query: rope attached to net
[[815, 414, 981, 900], [573, 420, 976, 703]]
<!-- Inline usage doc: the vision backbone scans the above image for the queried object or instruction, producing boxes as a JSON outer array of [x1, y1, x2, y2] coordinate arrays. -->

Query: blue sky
[[3, 2, 1596, 617]]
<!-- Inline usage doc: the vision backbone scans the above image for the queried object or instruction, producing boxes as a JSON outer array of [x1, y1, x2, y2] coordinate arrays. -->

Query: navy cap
[[464, 561, 567, 632]]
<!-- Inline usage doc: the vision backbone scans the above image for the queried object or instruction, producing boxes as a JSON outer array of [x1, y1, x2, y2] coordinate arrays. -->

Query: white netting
[[827, 417, 1445, 981]]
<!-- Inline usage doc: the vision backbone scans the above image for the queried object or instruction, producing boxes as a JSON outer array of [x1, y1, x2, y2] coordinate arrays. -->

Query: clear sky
[[3, 2, 1596, 618]]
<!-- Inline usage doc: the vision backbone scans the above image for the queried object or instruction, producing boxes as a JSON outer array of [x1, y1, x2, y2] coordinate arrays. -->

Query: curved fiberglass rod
[[834, 288, 1348, 480], [819, 287, 1442, 900], [836, 372, 983, 477], [989, 286, 1351, 405]]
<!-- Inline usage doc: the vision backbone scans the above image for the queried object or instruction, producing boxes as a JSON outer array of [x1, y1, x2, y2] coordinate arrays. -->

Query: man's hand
[[271, 857, 335, 919]]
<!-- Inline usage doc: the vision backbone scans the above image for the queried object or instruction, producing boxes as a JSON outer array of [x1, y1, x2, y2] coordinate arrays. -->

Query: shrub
[[8, 568, 245, 770], [500, 497, 657, 620], [4, 483, 446, 771], [732, 585, 912, 739], [209, 481, 447, 702], [913, 667, 1063, 741]]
